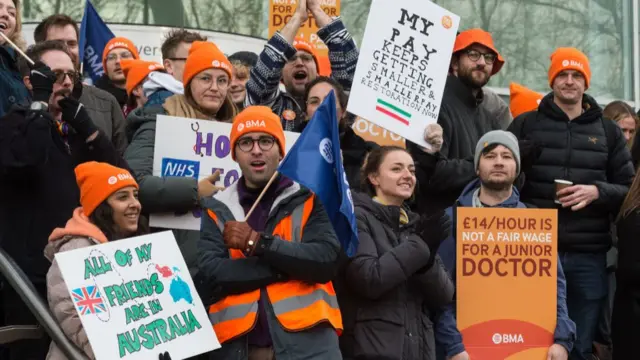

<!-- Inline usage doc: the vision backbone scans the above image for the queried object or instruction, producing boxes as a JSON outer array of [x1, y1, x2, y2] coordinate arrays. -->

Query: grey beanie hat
[[474, 130, 521, 174]]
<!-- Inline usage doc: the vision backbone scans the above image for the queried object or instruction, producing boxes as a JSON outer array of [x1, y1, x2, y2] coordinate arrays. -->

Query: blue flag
[[278, 91, 359, 256], [79, 0, 114, 82]]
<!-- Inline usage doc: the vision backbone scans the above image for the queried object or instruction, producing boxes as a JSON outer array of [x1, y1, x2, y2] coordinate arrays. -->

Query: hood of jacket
[[45, 208, 108, 261], [352, 191, 418, 230], [143, 71, 184, 98], [456, 178, 524, 208], [538, 92, 602, 124]]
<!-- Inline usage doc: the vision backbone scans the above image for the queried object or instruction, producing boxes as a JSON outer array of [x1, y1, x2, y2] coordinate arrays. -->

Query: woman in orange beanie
[[124, 41, 234, 280], [162, 40, 237, 121], [44, 161, 150, 360]]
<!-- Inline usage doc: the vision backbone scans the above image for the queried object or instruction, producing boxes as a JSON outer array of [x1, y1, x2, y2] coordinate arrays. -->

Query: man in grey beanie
[[433, 130, 576, 360]]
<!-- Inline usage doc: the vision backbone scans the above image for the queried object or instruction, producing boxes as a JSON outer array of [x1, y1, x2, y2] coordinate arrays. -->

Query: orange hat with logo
[[292, 37, 320, 72], [120, 59, 164, 96], [230, 106, 285, 161], [182, 41, 233, 87], [75, 162, 139, 216], [509, 82, 543, 118], [102, 37, 140, 71], [453, 29, 504, 75], [548, 47, 591, 89]]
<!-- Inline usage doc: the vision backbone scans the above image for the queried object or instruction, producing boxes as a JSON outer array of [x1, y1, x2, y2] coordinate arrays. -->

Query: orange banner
[[351, 117, 406, 148], [456, 207, 558, 360], [268, 0, 340, 76]]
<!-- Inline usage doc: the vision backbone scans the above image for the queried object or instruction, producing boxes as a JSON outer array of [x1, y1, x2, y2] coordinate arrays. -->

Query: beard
[[458, 65, 491, 89], [481, 177, 514, 192]]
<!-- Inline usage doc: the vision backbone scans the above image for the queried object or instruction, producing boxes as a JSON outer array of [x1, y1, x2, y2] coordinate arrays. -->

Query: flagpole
[[243, 171, 279, 221], [0, 33, 34, 65]]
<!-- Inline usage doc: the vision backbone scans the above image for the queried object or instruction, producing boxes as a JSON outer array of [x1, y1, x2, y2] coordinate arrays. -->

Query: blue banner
[[79, 0, 115, 82], [278, 91, 359, 256]]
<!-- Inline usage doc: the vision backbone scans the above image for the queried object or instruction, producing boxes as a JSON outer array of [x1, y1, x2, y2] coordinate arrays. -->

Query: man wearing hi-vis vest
[[198, 105, 343, 360]]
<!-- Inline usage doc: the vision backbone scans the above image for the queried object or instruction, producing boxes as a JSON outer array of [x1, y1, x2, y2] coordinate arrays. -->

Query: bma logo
[[562, 59, 583, 69], [242, 120, 266, 130], [212, 60, 220, 67], [107, 42, 129, 51], [492, 333, 524, 345], [319, 138, 334, 164]]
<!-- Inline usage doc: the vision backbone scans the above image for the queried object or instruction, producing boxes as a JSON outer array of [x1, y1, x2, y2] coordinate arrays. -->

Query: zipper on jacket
[[564, 122, 571, 179]]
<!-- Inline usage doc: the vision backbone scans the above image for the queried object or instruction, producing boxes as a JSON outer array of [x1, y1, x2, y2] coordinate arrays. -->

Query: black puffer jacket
[[340, 192, 454, 360], [508, 93, 634, 253], [408, 75, 501, 214]]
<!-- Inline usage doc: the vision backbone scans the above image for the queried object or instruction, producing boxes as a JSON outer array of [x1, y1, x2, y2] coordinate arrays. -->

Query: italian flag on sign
[[375, 98, 412, 125]]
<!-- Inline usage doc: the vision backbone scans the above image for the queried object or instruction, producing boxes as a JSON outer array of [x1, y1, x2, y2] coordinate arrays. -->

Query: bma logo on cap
[[108, 173, 133, 185], [108, 176, 118, 185], [241, 120, 266, 131], [212, 60, 220, 67], [107, 42, 129, 51], [562, 59, 583, 69]]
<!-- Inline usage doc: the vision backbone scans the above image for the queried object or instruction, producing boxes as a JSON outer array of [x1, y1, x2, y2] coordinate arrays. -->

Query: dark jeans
[[560, 252, 608, 360]]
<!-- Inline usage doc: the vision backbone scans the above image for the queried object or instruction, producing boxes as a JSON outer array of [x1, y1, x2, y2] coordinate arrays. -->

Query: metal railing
[[0, 248, 89, 360]]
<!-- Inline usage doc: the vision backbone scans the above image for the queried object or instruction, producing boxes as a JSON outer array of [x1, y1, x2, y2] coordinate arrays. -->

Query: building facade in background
[[20, 0, 637, 106]]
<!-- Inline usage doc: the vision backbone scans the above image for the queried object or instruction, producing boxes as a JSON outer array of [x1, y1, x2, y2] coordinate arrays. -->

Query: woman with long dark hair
[[340, 146, 454, 360], [44, 161, 152, 360], [611, 173, 640, 359]]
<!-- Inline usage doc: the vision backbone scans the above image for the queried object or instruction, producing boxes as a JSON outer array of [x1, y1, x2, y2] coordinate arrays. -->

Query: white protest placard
[[150, 115, 300, 230], [346, 0, 460, 148], [55, 231, 219, 360]]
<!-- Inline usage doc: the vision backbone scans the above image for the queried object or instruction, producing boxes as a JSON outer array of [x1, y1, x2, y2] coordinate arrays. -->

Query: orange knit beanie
[[102, 37, 140, 72], [182, 41, 233, 86], [548, 47, 591, 89], [75, 162, 139, 216], [120, 59, 164, 96], [230, 106, 285, 161]]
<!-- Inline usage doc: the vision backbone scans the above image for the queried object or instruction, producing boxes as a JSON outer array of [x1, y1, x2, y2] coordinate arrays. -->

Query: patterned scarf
[[373, 197, 409, 225]]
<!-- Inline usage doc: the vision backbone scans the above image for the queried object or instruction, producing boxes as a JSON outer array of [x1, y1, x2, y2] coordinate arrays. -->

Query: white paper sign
[[150, 115, 300, 230], [55, 231, 219, 360], [346, 0, 460, 148]]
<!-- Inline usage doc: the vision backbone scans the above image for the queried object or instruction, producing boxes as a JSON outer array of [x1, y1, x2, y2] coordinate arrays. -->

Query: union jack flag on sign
[[71, 286, 106, 315]]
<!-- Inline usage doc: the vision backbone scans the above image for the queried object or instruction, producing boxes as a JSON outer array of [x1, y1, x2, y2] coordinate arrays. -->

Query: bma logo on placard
[[161, 158, 200, 179]]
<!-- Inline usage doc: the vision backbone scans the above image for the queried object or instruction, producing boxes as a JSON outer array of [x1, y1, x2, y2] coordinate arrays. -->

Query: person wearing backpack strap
[[507, 47, 634, 360]]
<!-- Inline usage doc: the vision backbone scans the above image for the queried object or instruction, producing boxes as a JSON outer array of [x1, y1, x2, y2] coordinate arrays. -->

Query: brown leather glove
[[223, 221, 261, 255]]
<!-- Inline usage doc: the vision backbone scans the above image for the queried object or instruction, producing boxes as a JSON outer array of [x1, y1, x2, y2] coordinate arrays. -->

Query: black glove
[[72, 78, 84, 100], [416, 210, 452, 267], [518, 139, 543, 174], [29, 61, 56, 103], [159, 352, 171, 360], [58, 97, 99, 137]]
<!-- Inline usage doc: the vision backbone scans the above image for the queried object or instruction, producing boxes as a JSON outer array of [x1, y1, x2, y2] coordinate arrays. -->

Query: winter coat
[[95, 74, 127, 111], [434, 179, 576, 359], [0, 45, 30, 117], [340, 192, 455, 360], [508, 93, 634, 253], [0, 107, 128, 293], [199, 181, 342, 360], [483, 87, 512, 129], [612, 209, 640, 358], [245, 17, 359, 131], [44, 208, 108, 360], [408, 75, 501, 214], [78, 84, 128, 156]]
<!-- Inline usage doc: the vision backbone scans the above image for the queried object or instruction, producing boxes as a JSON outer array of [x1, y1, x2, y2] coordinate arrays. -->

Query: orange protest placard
[[456, 207, 558, 360], [351, 117, 406, 148], [268, 0, 340, 76]]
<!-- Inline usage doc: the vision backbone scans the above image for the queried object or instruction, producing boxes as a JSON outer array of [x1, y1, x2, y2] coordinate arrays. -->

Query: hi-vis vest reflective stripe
[[206, 195, 343, 344]]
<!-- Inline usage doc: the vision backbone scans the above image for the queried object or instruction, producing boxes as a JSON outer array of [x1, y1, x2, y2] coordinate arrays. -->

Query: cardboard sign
[[150, 115, 300, 230], [347, 0, 459, 148], [55, 231, 219, 360], [267, 0, 341, 76], [456, 207, 558, 359], [351, 117, 405, 147]]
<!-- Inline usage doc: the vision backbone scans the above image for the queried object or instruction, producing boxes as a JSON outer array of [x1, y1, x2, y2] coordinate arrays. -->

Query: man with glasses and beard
[[434, 131, 576, 360], [0, 40, 127, 359], [408, 29, 507, 214], [508, 48, 634, 360]]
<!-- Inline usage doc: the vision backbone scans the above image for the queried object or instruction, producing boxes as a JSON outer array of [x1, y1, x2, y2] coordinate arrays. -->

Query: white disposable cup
[[554, 180, 573, 204]]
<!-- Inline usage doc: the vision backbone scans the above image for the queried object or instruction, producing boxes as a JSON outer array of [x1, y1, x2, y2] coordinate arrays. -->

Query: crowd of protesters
[[1, 0, 640, 359]]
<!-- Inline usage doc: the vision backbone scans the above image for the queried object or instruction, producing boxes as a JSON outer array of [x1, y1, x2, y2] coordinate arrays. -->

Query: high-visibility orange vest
[[206, 195, 343, 344]]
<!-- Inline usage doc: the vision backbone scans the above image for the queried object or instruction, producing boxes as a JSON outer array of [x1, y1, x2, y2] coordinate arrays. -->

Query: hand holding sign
[[197, 170, 224, 198], [421, 123, 443, 154]]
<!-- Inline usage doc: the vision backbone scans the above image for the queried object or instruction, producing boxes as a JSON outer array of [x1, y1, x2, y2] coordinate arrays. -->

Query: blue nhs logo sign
[[161, 158, 200, 179]]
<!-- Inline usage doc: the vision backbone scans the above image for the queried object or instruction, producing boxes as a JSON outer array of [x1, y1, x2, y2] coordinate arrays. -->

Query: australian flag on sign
[[72, 286, 106, 315]]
